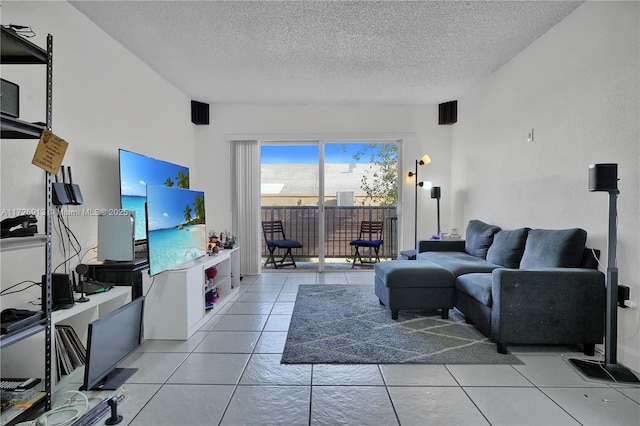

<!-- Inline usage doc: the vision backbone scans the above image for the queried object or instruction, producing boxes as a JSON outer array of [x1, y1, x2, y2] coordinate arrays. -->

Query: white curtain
[[232, 140, 261, 275]]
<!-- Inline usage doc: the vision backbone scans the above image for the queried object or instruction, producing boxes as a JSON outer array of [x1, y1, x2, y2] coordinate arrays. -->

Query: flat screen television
[[146, 185, 206, 276], [80, 296, 144, 391], [119, 149, 190, 242]]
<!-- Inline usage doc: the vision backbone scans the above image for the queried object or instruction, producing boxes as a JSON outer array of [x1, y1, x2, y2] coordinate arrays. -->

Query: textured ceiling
[[70, 1, 583, 105]]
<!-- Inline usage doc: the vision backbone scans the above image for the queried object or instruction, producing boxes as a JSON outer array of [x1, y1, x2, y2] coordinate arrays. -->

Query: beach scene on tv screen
[[119, 149, 189, 241], [146, 185, 206, 275]]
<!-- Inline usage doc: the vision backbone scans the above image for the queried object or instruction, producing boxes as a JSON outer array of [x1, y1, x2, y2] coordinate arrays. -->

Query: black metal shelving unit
[[0, 25, 53, 421]]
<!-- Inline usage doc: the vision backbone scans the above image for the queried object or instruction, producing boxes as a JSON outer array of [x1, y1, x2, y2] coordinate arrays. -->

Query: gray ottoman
[[374, 260, 455, 320]]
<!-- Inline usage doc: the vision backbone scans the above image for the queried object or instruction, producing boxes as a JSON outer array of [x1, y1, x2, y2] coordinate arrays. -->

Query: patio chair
[[262, 220, 303, 269], [350, 220, 384, 268]]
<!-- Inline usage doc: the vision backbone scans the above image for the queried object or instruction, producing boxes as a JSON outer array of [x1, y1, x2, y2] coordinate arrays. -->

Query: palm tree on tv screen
[[194, 195, 205, 223], [183, 204, 193, 225], [177, 170, 189, 189]]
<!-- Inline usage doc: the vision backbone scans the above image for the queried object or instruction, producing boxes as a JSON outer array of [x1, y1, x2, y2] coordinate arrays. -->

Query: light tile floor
[[58, 271, 639, 425]]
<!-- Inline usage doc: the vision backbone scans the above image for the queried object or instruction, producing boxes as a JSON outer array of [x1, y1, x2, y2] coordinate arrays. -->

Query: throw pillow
[[486, 228, 530, 268], [519, 228, 587, 269], [464, 220, 502, 259]]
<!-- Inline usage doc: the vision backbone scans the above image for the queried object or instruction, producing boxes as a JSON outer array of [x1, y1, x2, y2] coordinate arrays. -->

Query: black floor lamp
[[569, 163, 639, 383], [407, 154, 431, 250]]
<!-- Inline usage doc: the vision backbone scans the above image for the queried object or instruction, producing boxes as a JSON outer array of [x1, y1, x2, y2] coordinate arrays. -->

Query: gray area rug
[[282, 284, 523, 364]]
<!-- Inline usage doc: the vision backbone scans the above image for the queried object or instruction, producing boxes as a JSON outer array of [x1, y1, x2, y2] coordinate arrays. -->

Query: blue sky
[[261, 143, 375, 164], [146, 185, 203, 230], [119, 149, 189, 196]]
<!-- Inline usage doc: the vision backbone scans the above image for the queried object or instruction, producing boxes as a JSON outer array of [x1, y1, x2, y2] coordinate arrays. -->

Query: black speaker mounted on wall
[[438, 100, 457, 125], [191, 100, 210, 125]]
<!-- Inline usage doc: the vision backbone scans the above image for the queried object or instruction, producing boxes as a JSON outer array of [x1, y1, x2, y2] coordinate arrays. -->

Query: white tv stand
[[143, 247, 240, 340]]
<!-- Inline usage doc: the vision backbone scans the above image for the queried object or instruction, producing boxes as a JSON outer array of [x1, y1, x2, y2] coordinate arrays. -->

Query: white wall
[[1, 1, 195, 306], [451, 1, 640, 371], [194, 104, 453, 254]]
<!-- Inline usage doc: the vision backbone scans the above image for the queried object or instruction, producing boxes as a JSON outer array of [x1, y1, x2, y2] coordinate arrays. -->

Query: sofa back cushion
[[519, 228, 587, 269], [581, 248, 601, 269], [465, 220, 502, 259], [486, 228, 530, 268]]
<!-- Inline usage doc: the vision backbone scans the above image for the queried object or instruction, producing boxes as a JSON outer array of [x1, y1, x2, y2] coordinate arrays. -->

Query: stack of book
[[54, 325, 86, 381]]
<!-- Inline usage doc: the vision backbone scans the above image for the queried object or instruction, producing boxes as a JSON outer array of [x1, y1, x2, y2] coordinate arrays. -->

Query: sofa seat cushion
[[519, 228, 587, 269], [486, 228, 530, 268], [455, 273, 493, 307], [417, 251, 501, 277], [374, 260, 454, 288], [465, 220, 502, 259]]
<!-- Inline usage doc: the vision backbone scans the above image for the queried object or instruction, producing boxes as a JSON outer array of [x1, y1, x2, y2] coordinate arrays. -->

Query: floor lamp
[[430, 186, 441, 235], [569, 164, 639, 383], [407, 154, 431, 250]]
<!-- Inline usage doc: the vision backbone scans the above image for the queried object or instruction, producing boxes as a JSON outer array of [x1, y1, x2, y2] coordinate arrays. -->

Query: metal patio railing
[[261, 206, 398, 260]]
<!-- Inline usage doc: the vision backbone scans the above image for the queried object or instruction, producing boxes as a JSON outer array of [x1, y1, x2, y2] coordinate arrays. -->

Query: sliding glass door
[[323, 143, 399, 269], [260, 141, 399, 271], [261, 143, 320, 268]]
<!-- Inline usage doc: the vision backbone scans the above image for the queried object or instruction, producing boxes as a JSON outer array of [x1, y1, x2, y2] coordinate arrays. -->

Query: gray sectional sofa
[[375, 220, 605, 355]]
